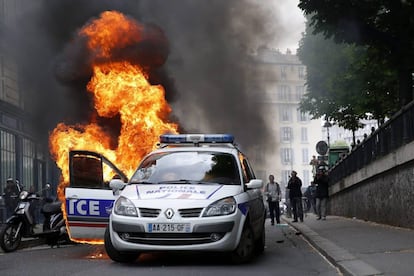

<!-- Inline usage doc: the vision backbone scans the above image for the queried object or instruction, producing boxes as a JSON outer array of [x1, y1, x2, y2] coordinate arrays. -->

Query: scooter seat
[[42, 201, 62, 214]]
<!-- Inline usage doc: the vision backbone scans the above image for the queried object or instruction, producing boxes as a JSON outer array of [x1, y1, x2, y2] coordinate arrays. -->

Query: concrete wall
[[329, 140, 414, 229]]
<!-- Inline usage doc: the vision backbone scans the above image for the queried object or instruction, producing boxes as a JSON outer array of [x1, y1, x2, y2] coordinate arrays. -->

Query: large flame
[[49, 11, 178, 244]]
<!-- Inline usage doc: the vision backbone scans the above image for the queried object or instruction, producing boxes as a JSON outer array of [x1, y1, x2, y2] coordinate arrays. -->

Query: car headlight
[[114, 196, 138, 217], [202, 197, 236, 217]]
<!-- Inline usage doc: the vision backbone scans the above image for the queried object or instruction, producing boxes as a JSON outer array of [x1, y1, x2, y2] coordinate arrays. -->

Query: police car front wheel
[[231, 225, 255, 264], [104, 228, 140, 263]]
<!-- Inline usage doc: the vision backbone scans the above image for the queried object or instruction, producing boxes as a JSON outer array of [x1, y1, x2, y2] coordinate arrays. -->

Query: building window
[[277, 85, 290, 101], [298, 110, 309, 122], [281, 66, 287, 79], [302, 148, 309, 164], [22, 138, 35, 191], [1, 130, 16, 184], [0, 56, 21, 107], [280, 106, 292, 122], [280, 148, 293, 165], [281, 127, 293, 142], [301, 127, 308, 142], [295, 86, 305, 101]]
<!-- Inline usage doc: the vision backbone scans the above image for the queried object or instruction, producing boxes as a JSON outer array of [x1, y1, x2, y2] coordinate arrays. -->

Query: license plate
[[148, 223, 191, 233]]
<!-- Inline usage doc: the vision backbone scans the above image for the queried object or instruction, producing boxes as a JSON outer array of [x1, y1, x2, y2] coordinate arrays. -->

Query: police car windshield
[[130, 151, 241, 185]]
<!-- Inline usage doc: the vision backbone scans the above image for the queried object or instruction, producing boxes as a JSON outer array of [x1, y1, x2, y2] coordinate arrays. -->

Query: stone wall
[[328, 141, 414, 229]]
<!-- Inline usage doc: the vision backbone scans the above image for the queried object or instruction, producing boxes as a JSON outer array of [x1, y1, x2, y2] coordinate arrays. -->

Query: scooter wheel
[[0, 223, 22, 252]]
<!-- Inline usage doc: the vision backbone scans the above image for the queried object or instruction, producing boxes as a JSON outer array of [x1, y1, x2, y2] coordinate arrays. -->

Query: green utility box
[[328, 145, 350, 167]]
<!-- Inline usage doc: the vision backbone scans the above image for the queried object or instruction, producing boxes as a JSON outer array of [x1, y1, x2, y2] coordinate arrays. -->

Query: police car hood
[[125, 184, 242, 201]]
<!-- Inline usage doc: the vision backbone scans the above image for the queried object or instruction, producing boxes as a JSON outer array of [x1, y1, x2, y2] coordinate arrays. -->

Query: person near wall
[[287, 170, 303, 222], [264, 174, 281, 225], [314, 168, 330, 220]]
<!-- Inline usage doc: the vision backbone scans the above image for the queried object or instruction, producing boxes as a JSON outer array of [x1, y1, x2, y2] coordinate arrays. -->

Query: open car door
[[65, 150, 127, 242]]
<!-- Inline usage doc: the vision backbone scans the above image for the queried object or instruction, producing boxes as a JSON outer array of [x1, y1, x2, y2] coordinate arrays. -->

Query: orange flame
[[49, 11, 178, 244]]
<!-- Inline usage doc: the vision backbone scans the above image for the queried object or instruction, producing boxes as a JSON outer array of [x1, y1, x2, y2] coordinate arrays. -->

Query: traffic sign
[[316, 141, 329, 155]]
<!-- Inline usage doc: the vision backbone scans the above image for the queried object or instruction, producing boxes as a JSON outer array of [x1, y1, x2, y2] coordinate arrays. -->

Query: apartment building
[[250, 47, 322, 189], [0, 1, 56, 197]]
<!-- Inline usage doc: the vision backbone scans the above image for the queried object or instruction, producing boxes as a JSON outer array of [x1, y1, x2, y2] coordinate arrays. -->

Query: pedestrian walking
[[314, 168, 329, 220], [264, 175, 281, 225], [304, 181, 317, 214], [287, 170, 303, 222]]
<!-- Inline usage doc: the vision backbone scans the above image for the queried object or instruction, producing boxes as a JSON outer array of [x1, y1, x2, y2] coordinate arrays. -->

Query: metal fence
[[329, 100, 414, 184]]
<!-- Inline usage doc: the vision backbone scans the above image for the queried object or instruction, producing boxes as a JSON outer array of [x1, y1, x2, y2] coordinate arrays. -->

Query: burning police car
[[65, 134, 265, 264]]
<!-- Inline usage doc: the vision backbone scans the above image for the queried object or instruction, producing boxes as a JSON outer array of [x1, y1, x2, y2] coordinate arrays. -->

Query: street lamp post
[[323, 121, 332, 147]]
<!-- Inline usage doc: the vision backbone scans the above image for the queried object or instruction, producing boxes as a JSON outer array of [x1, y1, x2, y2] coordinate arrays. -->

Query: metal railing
[[329, 100, 414, 184]]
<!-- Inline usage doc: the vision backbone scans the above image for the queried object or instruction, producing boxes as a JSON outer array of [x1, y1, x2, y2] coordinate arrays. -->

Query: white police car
[[65, 134, 265, 264]]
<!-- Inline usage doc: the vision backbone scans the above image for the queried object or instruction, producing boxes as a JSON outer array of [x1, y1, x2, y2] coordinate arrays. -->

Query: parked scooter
[[0, 184, 70, 252]]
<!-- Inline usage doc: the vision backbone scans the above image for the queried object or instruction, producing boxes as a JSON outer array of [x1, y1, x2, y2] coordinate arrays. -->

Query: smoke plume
[[2, 0, 286, 158]]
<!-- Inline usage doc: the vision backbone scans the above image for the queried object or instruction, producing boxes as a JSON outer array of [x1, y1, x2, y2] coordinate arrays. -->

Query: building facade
[[0, 0, 57, 198], [251, 47, 322, 190]]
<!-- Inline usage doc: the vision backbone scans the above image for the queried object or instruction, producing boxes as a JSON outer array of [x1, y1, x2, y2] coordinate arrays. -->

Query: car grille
[[138, 208, 203, 218], [178, 208, 203, 218], [139, 208, 161, 218], [117, 232, 225, 245]]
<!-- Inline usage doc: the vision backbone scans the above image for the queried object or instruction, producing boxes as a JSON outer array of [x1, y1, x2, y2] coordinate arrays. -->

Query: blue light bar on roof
[[160, 134, 234, 144]]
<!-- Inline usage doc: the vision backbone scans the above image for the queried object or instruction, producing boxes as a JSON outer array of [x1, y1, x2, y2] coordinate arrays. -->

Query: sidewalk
[[283, 213, 414, 276]]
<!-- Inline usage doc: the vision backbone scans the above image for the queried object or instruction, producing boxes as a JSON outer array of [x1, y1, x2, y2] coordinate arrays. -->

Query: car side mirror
[[245, 179, 263, 189], [109, 179, 127, 195]]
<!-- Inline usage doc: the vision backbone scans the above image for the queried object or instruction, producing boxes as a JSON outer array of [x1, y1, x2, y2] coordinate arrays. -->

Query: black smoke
[[2, 0, 283, 156]]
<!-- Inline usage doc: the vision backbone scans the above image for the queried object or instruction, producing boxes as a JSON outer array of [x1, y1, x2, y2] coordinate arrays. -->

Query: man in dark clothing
[[287, 170, 303, 222], [314, 169, 329, 220], [4, 178, 19, 218], [304, 181, 317, 214]]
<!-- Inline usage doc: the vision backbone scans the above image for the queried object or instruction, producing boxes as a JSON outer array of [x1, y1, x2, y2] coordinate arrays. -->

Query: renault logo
[[164, 208, 174, 219]]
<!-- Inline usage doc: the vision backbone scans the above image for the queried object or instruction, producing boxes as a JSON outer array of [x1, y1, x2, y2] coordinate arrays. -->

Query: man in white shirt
[[264, 175, 281, 225]]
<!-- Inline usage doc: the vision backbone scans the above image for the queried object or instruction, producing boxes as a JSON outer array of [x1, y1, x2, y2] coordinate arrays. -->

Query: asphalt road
[[0, 223, 340, 276]]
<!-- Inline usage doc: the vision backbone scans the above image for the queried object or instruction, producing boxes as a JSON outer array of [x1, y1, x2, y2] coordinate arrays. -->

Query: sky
[[269, 0, 306, 53]]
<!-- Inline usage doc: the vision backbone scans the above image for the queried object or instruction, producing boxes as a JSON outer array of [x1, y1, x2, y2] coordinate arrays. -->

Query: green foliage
[[297, 1, 409, 132]]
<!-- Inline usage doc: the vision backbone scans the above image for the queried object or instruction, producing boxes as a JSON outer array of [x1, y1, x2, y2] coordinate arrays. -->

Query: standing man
[[310, 155, 319, 178], [287, 171, 303, 222], [264, 175, 281, 225], [314, 168, 329, 220]]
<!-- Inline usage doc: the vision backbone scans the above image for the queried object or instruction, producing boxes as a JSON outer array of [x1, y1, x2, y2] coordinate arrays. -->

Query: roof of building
[[250, 46, 301, 65]]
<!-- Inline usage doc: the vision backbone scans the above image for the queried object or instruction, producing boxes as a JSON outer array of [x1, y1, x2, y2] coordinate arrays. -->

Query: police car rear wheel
[[254, 224, 265, 255], [104, 227, 139, 263], [231, 225, 254, 264]]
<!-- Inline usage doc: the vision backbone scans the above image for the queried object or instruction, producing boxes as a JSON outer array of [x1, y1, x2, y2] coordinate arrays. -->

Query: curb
[[282, 217, 383, 276]]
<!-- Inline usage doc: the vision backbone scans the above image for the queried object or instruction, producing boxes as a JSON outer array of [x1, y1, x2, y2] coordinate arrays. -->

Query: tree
[[298, 0, 414, 107], [297, 21, 399, 133]]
